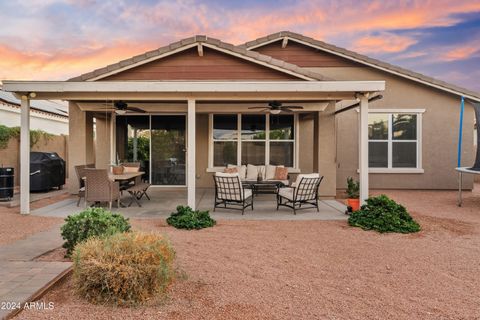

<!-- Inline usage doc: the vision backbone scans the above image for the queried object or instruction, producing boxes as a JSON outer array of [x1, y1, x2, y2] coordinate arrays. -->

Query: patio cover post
[[187, 99, 196, 209], [20, 96, 31, 214], [359, 93, 369, 204]]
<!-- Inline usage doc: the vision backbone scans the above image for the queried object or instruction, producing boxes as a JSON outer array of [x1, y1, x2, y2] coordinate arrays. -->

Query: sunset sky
[[1, 0, 479, 92]]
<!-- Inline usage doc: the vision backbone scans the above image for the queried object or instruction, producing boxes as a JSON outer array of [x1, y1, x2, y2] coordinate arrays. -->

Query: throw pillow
[[224, 167, 238, 174], [274, 166, 289, 180]]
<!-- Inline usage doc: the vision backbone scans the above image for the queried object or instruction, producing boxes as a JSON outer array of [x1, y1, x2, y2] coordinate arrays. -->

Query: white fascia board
[[2, 80, 385, 94]]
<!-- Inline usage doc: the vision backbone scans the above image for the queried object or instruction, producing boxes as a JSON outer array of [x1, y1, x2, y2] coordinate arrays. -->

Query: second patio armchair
[[84, 168, 120, 210]]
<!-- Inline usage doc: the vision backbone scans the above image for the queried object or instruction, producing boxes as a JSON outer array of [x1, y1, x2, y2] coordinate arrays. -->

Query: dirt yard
[[15, 188, 480, 320], [0, 194, 70, 245]]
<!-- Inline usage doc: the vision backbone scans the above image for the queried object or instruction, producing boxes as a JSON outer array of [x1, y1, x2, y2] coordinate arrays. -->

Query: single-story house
[[3, 31, 479, 214]]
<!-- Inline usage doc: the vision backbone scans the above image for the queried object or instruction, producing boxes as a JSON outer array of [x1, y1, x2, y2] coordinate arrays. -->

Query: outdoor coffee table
[[242, 180, 286, 197]]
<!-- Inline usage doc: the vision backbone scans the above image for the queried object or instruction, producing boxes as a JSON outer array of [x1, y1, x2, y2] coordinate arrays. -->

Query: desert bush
[[73, 232, 175, 305], [61, 207, 131, 256], [348, 195, 420, 233], [167, 205, 216, 230]]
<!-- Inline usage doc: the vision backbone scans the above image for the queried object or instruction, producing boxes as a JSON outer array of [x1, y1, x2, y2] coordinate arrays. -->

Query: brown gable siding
[[253, 40, 361, 68], [101, 47, 298, 81]]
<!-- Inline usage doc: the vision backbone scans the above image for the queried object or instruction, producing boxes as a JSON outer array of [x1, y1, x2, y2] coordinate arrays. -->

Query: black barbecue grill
[[30, 152, 66, 192]]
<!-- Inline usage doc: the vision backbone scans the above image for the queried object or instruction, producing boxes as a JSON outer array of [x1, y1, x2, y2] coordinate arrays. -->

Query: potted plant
[[346, 177, 360, 212], [110, 158, 124, 175]]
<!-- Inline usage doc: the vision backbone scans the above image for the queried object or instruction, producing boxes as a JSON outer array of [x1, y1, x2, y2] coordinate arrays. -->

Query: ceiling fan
[[248, 101, 304, 114], [112, 101, 146, 114]]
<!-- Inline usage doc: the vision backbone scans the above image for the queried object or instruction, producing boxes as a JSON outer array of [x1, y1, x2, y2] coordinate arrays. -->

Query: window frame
[[208, 113, 298, 170], [365, 109, 424, 173]]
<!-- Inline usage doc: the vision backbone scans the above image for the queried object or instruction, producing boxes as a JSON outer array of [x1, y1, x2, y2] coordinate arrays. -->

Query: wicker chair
[[213, 173, 253, 215], [277, 174, 324, 214], [74, 163, 95, 207], [83, 169, 120, 210]]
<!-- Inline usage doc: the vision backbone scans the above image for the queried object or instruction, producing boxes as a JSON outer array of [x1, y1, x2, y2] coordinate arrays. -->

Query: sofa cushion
[[246, 164, 258, 180], [294, 173, 320, 186], [278, 187, 294, 201], [265, 165, 277, 180]]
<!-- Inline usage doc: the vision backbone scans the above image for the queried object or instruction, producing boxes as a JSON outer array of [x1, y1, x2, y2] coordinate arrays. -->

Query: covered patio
[[2, 80, 385, 215], [30, 188, 347, 220]]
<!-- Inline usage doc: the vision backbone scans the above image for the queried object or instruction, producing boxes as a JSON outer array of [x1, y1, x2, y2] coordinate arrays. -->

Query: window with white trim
[[210, 113, 296, 168], [368, 112, 421, 169]]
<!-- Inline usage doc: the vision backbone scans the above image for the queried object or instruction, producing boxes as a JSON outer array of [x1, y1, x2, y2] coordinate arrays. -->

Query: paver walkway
[[0, 225, 71, 319]]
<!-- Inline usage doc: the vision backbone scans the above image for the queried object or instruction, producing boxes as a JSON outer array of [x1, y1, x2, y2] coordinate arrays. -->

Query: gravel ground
[[0, 194, 69, 246], [16, 188, 480, 320]]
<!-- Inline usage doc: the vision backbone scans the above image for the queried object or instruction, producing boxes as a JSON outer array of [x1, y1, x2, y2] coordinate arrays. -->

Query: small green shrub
[[61, 207, 131, 256], [348, 195, 420, 233], [167, 205, 216, 230], [346, 177, 360, 198], [73, 232, 175, 305]]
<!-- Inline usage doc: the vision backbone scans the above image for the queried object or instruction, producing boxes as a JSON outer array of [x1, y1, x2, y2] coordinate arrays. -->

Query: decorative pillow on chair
[[227, 164, 247, 180], [274, 167, 289, 180], [224, 167, 238, 174], [123, 166, 140, 173]]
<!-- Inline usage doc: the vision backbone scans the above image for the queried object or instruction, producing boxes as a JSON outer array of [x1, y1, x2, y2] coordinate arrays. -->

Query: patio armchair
[[213, 172, 253, 215], [74, 163, 95, 207], [277, 174, 324, 214], [83, 168, 120, 210]]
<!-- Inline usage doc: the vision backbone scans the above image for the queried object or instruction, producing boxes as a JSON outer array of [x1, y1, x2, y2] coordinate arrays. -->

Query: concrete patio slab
[[32, 188, 347, 220]]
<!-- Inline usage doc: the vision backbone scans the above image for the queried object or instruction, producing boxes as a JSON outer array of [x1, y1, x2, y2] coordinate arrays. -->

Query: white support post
[[187, 99, 196, 209], [359, 94, 369, 204], [20, 97, 31, 214]]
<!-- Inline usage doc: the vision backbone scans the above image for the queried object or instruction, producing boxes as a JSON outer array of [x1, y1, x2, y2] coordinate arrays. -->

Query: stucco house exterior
[[3, 31, 479, 214]]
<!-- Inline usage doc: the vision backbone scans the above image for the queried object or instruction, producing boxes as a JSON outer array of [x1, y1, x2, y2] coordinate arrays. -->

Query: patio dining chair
[[213, 172, 253, 215], [83, 168, 120, 210], [277, 174, 324, 214], [125, 175, 151, 207], [74, 163, 95, 207]]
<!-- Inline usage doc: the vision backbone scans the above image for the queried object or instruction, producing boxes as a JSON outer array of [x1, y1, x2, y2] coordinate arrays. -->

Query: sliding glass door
[[115, 115, 186, 186], [151, 115, 186, 185]]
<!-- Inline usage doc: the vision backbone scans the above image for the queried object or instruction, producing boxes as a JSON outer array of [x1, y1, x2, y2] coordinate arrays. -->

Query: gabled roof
[[241, 31, 480, 102], [69, 35, 329, 82], [0, 89, 68, 118]]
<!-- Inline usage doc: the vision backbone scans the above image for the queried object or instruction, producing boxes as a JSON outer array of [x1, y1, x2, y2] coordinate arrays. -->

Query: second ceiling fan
[[248, 101, 303, 114]]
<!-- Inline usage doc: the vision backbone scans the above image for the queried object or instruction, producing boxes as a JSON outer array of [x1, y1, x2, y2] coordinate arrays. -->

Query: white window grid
[[368, 113, 422, 169], [209, 113, 298, 168]]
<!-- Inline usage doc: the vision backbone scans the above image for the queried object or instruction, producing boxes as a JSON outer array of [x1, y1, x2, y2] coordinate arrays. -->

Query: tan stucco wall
[[0, 135, 68, 187], [309, 66, 474, 190]]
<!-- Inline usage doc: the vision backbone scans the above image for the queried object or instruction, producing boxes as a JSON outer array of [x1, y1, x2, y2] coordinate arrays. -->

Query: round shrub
[[167, 205, 216, 230], [73, 232, 175, 305], [61, 207, 131, 256], [348, 195, 420, 233]]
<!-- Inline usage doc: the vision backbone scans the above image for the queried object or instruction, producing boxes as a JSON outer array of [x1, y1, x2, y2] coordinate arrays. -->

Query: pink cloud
[[440, 45, 480, 61], [353, 34, 417, 53]]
